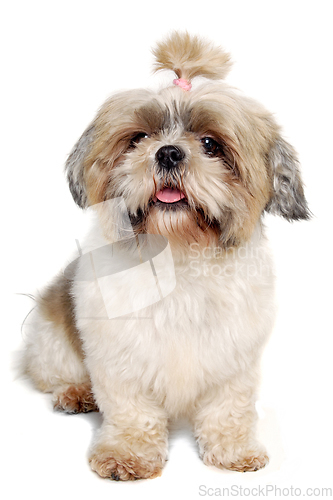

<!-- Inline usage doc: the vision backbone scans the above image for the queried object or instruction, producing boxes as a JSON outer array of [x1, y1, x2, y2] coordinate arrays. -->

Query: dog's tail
[[152, 31, 232, 83]]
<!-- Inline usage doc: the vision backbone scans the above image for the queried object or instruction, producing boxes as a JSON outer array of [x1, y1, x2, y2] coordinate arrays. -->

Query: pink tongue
[[155, 188, 185, 203]]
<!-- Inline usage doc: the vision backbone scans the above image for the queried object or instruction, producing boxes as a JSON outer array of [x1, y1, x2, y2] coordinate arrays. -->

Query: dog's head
[[66, 32, 310, 250]]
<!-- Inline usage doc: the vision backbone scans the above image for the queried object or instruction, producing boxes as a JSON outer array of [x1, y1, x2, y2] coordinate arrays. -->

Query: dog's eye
[[201, 137, 223, 157], [130, 132, 149, 146]]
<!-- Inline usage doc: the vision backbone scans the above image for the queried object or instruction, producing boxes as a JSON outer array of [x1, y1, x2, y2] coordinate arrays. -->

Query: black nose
[[155, 145, 185, 170]]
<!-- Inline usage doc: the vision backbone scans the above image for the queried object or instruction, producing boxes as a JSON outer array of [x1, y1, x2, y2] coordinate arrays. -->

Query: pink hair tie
[[173, 78, 192, 91]]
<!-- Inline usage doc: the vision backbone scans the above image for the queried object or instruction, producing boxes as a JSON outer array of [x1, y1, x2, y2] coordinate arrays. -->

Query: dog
[[23, 32, 309, 480]]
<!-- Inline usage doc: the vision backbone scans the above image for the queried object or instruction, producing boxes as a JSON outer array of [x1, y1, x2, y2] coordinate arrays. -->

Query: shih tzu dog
[[23, 32, 309, 480]]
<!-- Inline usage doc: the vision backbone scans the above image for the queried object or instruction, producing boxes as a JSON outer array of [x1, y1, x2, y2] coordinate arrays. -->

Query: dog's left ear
[[265, 137, 310, 221], [65, 124, 95, 209]]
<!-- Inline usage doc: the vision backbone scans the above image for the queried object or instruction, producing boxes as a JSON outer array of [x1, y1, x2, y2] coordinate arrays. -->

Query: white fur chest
[[74, 226, 275, 415]]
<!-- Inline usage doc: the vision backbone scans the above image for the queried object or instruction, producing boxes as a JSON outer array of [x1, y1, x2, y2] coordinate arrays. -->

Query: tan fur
[[89, 447, 164, 480], [153, 31, 232, 81], [224, 454, 269, 472], [53, 383, 98, 413], [39, 272, 84, 359], [23, 273, 90, 392]]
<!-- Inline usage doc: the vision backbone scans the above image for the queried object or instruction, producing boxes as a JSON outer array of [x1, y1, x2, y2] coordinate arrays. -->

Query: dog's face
[[66, 41, 309, 250]]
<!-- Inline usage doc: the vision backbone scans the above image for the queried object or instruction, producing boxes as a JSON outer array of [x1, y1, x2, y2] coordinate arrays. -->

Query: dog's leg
[[88, 382, 168, 480], [193, 368, 268, 472]]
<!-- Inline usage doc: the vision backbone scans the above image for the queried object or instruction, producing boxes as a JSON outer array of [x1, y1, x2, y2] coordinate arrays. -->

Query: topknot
[[152, 31, 232, 83]]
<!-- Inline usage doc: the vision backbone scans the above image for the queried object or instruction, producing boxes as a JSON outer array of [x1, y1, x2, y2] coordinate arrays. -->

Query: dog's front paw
[[89, 447, 165, 480], [202, 445, 269, 473]]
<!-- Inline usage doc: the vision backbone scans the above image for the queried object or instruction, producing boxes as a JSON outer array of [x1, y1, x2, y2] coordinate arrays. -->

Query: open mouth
[[152, 188, 188, 208]]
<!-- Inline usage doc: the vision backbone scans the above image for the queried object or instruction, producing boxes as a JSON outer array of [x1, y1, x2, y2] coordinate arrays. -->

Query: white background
[[1, 0, 332, 498]]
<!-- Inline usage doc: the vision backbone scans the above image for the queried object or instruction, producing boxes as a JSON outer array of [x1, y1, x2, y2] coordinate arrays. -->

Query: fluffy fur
[[23, 32, 309, 480]]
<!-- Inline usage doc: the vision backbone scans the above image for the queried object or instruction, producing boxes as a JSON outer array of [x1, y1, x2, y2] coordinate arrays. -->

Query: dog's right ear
[[265, 136, 311, 221], [65, 124, 95, 208]]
